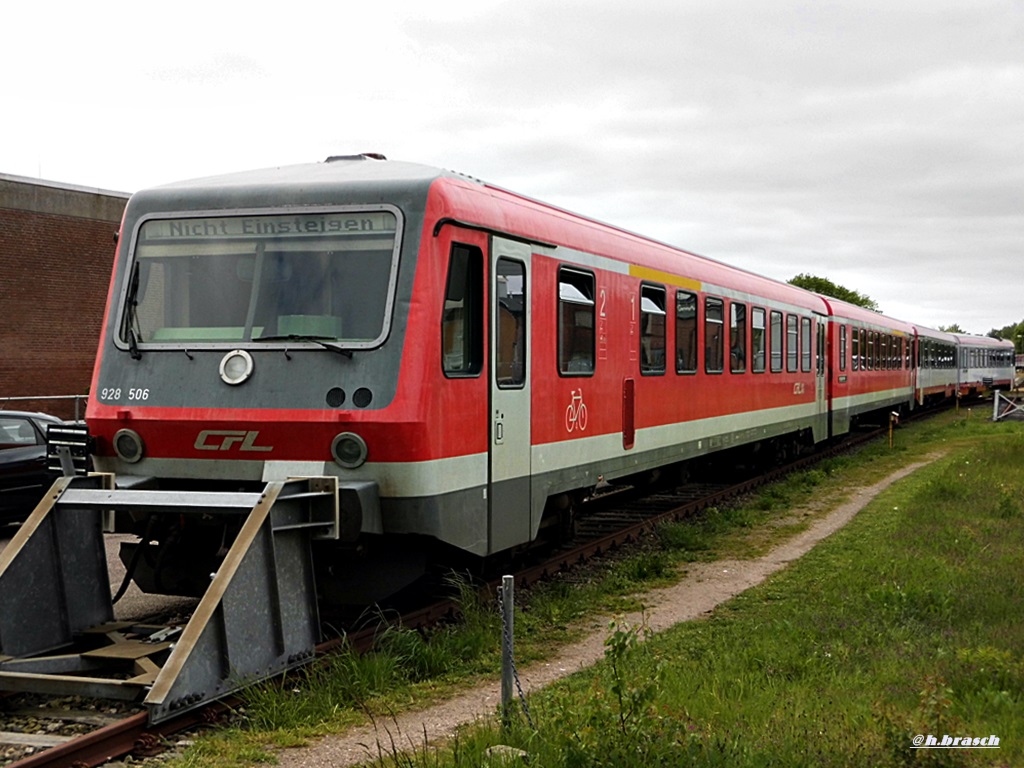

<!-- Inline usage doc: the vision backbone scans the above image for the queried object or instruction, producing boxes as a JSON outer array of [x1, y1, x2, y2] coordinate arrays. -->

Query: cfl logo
[[194, 430, 273, 452]]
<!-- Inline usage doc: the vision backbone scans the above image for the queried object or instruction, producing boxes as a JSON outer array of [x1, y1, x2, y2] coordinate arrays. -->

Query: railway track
[[0, 421, 903, 767]]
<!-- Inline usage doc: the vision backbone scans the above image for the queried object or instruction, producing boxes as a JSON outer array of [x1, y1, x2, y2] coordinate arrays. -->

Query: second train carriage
[[914, 326, 959, 406]]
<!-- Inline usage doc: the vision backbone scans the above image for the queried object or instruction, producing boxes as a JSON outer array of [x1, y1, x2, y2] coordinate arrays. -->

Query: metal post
[[500, 574, 514, 721], [993, 390, 1000, 422]]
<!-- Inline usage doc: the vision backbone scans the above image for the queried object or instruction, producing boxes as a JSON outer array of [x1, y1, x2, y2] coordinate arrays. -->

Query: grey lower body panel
[[379, 413, 824, 556]]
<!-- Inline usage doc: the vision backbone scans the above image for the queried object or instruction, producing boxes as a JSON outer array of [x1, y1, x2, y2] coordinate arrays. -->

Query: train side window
[[851, 326, 859, 371], [640, 284, 666, 375], [675, 290, 698, 374], [817, 320, 826, 375], [496, 258, 526, 387], [839, 324, 847, 372], [441, 244, 483, 377], [558, 267, 595, 376], [751, 307, 766, 373], [730, 302, 747, 373], [786, 314, 799, 372], [705, 297, 724, 373], [770, 310, 783, 372], [800, 316, 812, 372]]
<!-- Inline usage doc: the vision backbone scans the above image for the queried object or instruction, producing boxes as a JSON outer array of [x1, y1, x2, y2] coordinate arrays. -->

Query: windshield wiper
[[124, 261, 142, 360], [254, 333, 353, 358]]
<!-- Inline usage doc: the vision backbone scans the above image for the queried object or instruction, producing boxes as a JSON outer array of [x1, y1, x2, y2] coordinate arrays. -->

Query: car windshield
[[0, 416, 40, 447], [122, 209, 400, 347]]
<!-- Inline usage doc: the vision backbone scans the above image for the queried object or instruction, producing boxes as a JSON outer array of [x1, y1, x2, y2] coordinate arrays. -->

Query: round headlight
[[332, 432, 368, 469], [114, 429, 144, 463], [219, 350, 254, 385]]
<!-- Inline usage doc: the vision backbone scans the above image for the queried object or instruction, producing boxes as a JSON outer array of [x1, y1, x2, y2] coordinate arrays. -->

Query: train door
[[489, 237, 532, 553], [815, 316, 828, 440]]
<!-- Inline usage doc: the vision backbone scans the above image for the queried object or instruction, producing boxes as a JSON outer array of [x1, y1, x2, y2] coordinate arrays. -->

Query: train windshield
[[122, 209, 400, 348]]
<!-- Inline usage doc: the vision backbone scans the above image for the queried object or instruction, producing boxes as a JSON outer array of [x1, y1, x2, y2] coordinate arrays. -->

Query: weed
[[655, 519, 711, 553], [877, 675, 972, 768]]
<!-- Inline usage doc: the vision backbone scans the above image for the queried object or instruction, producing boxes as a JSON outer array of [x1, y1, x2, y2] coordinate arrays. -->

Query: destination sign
[[143, 211, 397, 240]]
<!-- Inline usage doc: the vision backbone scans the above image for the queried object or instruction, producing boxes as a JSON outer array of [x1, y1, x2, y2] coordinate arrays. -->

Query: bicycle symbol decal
[[565, 388, 588, 433]]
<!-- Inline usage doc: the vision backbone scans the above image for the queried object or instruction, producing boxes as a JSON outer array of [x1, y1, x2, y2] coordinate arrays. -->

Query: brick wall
[[0, 176, 128, 420]]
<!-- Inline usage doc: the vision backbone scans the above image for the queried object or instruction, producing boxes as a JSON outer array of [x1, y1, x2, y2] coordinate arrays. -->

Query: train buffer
[[0, 474, 338, 723]]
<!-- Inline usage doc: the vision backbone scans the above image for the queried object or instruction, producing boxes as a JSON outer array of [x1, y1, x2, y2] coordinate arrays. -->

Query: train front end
[[83, 157, 435, 600]]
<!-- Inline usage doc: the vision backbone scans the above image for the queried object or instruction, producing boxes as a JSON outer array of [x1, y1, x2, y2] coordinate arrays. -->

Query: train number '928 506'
[[99, 387, 151, 402]]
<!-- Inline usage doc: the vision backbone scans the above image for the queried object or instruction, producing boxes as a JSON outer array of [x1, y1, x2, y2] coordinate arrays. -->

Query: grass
[[163, 410, 1024, 767]]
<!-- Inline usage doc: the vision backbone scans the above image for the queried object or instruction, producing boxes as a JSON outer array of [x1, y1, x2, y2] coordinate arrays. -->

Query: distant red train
[[73, 155, 1014, 600]]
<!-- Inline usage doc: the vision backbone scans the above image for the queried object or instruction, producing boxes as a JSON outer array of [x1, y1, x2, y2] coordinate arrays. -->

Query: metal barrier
[[0, 395, 89, 422], [992, 390, 1024, 422]]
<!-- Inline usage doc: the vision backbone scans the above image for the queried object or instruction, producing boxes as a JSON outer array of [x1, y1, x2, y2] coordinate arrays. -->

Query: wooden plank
[[81, 641, 171, 660], [0, 731, 72, 748]]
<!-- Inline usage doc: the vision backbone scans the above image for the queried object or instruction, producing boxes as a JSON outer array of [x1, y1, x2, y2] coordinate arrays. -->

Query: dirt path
[[275, 456, 941, 768]]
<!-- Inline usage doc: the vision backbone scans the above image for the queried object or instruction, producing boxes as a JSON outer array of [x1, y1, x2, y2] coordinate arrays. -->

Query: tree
[[939, 324, 965, 333], [787, 274, 880, 312], [988, 320, 1024, 352]]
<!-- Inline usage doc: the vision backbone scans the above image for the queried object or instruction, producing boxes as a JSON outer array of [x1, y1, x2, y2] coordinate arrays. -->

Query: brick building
[[0, 174, 129, 419]]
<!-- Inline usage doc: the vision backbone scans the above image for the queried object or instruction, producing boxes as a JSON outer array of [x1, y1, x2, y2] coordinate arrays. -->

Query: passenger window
[[640, 284, 666, 374], [786, 315, 799, 372], [675, 290, 697, 374], [770, 310, 783, 372], [840, 325, 848, 372], [751, 307, 766, 373], [705, 297, 724, 373], [730, 303, 747, 373], [558, 268, 595, 375], [441, 244, 483, 377], [801, 317, 812, 372]]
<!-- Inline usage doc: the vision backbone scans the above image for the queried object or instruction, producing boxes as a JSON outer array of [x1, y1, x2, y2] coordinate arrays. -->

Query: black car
[[0, 411, 64, 524]]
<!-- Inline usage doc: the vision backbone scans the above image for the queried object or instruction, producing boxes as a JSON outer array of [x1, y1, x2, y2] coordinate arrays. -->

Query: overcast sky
[[3, 0, 1022, 334]]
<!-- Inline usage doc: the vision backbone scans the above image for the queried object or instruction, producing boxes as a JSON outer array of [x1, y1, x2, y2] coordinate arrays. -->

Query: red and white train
[[77, 155, 1015, 599]]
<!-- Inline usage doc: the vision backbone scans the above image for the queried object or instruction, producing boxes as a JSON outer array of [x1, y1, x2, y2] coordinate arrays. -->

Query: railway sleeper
[[0, 474, 339, 723]]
